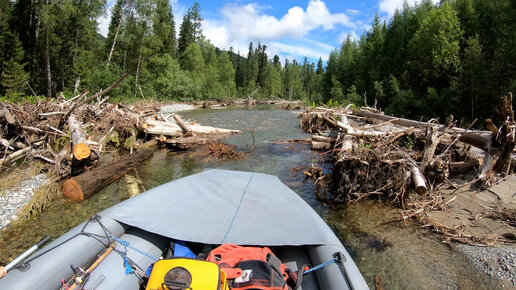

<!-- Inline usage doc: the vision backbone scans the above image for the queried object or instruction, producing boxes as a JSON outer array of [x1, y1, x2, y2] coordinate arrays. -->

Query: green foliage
[[54, 136, 70, 153], [1, 34, 29, 97], [329, 76, 344, 103], [345, 85, 361, 105], [107, 131, 120, 148], [0, 0, 512, 126], [318, 0, 514, 126], [124, 134, 136, 150]]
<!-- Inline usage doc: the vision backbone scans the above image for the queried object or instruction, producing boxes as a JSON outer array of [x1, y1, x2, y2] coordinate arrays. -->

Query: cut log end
[[410, 166, 427, 195], [73, 143, 91, 160], [63, 179, 84, 201]]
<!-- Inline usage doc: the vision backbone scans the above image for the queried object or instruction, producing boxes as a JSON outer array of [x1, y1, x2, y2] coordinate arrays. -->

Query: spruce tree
[[178, 2, 203, 55], [1, 33, 29, 97]]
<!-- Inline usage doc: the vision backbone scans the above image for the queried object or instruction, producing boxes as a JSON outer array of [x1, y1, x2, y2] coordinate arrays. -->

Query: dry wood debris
[[299, 93, 516, 245], [0, 77, 241, 203]]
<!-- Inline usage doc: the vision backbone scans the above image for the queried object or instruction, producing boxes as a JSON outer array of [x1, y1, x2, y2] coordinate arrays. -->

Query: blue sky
[[99, 0, 434, 63]]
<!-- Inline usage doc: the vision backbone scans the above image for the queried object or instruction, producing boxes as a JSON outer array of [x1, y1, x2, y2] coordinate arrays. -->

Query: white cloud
[[270, 38, 335, 61], [202, 0, 356, 61], [98, 1, 114, 37], [378, 0, 438, 16], [338, 31, 359, 43], [346, 9, 362, 15]]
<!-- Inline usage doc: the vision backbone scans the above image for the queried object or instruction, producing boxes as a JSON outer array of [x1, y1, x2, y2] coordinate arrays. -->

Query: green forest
[[0, 0, 514, 125]]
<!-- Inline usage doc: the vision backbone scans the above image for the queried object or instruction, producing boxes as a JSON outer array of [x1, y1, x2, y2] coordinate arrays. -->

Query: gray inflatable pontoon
[[0, 169, 368, 289]]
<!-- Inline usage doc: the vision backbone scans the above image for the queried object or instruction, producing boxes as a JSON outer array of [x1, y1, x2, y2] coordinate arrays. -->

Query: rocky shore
[[0, 174, 48, 230], [457, 244, 516, 287]]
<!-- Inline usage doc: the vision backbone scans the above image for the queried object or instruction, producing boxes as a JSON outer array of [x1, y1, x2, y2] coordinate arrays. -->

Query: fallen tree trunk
[[312, 135, 334, 143], [69, 114, 90, 161], [142, 118, 241, 137], [173, 114, 195, 137], [449, 159, 480, 174], [311, 140, 332, 151], [165, 135, 229, 150], [410, 166, 427, 195], [63, 149, 153, 201], [0, 109, 16, 124], [357, 109, 493, 149], [322, 114, 387, 136], [69, 113, 95, 176]]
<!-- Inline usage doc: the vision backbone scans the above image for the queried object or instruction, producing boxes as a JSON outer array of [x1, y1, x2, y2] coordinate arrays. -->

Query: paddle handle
[[4, 236, 51, 272], [69, 244, 116, 290]]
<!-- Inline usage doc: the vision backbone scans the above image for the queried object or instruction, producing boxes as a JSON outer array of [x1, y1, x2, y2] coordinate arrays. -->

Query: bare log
[[476, 94, 516, 183], [272, 138, 311, 144], [39, 111, 65, 119], [0, 109, 16, 124], [68, 114, 90, 161], [449, 159, 480, 174], [62, 74, 126, 122], [1, 138, 14, 150], [165, 135, 229, 150], [357, 109, 493, 149], [142, 118, 241, 137], [322, 114, 385, 136], [173, 114, 195, 137], [0, 141, 44, 166], [410, 166, 427, 195], [420, 124, 441, 173], [312, 135, 334, 143], [311, 141, 332, 151], [63, 150, 153, 201]]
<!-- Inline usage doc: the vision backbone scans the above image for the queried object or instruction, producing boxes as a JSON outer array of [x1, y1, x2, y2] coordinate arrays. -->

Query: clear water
[[0, 105, 498, 289]]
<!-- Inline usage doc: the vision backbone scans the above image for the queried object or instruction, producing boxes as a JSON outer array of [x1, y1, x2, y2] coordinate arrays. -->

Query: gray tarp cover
[[101, 169, 341, 246]]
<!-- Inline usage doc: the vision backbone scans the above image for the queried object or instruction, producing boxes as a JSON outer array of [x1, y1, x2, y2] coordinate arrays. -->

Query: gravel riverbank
[[456, 243, 516, 287], [0, 174, 49, 230]]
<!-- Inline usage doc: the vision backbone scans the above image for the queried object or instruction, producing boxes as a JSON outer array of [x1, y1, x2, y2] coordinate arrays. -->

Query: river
[[0, 105, 500, 289]]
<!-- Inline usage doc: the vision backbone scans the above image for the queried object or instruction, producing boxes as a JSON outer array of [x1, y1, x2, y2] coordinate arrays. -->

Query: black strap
[[294, 264, 310, 290]]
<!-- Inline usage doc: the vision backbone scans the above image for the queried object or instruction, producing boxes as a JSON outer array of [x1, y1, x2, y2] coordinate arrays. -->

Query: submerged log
[[63, 150, 153, 201], [165, 135, 229, 150]]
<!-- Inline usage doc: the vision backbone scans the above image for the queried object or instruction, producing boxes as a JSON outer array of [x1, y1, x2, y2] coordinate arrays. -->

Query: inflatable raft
[[0, 169, 368, 289]]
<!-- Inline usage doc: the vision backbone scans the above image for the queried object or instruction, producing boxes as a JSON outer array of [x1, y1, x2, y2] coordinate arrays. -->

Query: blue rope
[[303, 256, 339, 275], [110, 235, 160, 264], [221, 172, 256, 244]]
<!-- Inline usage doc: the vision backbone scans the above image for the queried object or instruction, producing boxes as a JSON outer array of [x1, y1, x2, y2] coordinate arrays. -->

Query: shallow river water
[[0, 105, 500, 289]]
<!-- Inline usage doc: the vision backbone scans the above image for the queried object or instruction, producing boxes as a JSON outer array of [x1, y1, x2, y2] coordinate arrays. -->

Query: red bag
[[206, 244, 293, 290]]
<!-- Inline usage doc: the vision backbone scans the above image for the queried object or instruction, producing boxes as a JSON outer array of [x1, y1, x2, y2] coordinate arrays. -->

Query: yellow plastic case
[[146, 258, 221, 290]]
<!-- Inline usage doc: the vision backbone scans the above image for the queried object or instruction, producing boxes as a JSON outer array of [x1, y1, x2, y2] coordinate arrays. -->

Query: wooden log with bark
[[63, 150, 153, 201], [165, 135, 230, 150]]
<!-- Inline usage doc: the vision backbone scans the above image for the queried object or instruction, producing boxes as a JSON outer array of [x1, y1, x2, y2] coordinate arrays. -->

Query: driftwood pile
[[0, 76, 241, 202], [299, 94, 516, 244], [300, 94, 515, 203]]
